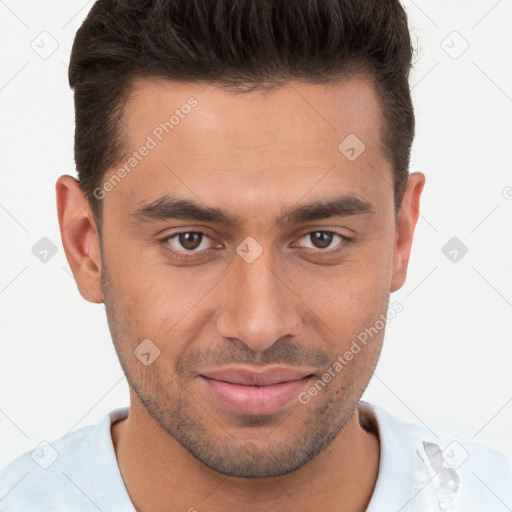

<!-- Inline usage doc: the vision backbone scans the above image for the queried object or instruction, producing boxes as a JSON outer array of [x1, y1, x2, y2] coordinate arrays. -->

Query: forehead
[[124, 74, 384, 151], [103, 75, 392, 222]]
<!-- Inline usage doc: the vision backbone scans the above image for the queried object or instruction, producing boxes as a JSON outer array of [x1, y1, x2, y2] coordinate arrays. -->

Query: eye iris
[[179, 232, 202, 250], [311, 231, 333, 249]]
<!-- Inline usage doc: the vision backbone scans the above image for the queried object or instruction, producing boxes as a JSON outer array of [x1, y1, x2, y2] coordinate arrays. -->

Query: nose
[[215, 245, 303, 353]]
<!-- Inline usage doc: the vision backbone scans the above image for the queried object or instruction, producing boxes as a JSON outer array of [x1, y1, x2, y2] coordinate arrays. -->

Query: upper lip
[[200, 367, 314, 386]]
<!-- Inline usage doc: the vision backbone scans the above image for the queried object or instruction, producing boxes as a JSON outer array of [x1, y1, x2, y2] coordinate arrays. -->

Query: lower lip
[[200, 375, 313, 415]]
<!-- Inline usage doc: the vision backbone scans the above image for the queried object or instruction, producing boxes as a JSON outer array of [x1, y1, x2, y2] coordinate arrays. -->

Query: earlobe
[[390, 172, 426, 293], [55, 175, 105, 304]]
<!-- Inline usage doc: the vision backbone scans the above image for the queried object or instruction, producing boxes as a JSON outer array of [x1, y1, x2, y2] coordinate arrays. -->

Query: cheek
[[296, 240, 393, 333], [102, 246, 222, 364]]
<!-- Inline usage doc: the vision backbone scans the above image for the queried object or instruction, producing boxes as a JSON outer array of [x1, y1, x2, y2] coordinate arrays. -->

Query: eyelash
[[159, 230, 353, 262]]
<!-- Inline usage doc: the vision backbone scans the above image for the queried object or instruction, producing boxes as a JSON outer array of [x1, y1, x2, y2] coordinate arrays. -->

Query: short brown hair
[[69, 0, 415, 231]]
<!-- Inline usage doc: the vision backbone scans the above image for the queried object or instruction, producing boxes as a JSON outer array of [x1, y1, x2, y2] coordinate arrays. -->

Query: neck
[[112, 396, 380, 512]]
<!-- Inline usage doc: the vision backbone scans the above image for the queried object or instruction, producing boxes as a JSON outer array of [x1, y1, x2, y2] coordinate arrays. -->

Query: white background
[[0, 0, 511, 468]]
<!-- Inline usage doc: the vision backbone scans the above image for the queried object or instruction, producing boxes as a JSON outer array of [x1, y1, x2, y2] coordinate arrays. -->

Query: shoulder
[[360, 400, 512, 511], [0, 423, 96, 511], [0, 406, 132, 512]]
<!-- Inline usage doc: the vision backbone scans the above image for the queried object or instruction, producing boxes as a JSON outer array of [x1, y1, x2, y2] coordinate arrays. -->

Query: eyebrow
[[129, 193, 375, 228]]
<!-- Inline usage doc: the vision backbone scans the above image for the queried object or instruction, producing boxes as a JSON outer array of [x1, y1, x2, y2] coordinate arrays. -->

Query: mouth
[[199, 367, 315, 415]]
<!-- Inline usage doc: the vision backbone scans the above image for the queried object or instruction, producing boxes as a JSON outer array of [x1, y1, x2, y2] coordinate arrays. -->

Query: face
[[58, 75, 424, 478]]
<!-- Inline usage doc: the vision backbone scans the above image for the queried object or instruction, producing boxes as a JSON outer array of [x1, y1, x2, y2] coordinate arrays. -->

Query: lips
[[199, 367, 315, 415], [201, 367, 312, 386]]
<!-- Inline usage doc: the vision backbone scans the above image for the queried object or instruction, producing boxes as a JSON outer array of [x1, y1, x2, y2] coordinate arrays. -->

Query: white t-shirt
[[1, 400, 511, 511]]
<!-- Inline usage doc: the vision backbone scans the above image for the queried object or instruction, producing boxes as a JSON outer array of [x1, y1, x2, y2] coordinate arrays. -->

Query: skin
[[56, 75, 425, 512]]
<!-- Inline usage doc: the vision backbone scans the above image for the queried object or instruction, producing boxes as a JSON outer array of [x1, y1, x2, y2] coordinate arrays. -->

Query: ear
[[390, 172, 426, 293], [55, 175, 104, 304]]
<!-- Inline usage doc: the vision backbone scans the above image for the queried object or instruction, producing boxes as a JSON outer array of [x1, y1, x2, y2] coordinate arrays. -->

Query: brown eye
[[177, 232, 203, 251], [295, 230, 353, 256], [299, 230, 346, 251], [160, 230, 221, 262], [309, 231, 334, 249], [165, 231, 213, 254]]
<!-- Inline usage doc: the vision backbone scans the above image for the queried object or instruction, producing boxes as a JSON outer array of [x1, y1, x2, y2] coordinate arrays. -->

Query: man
[[1, 0, 510, 511]]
